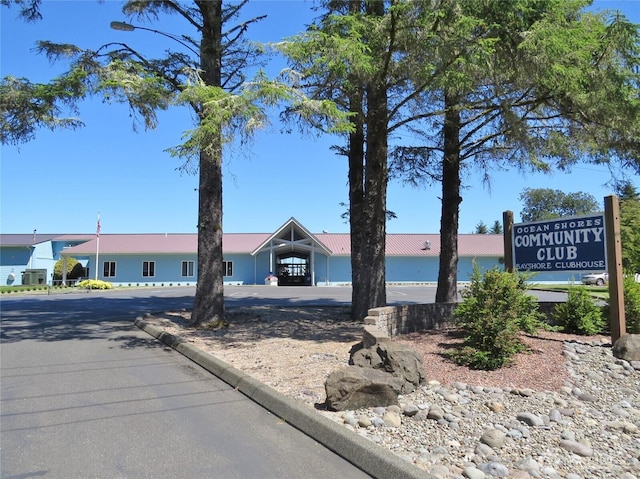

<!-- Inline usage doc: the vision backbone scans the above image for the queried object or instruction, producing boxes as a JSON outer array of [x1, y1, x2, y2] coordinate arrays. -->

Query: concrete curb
[[135, 318, 434, 479]]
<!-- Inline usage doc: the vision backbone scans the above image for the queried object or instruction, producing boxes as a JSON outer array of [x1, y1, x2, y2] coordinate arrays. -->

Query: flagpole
[[95, 212, 100, 280]]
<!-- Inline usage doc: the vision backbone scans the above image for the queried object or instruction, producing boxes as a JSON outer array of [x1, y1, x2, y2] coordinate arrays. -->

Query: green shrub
[[53, 258, 84, 280], [554, 285, 605, 335], [622, 275, 640, 333], [76, 279, 113, 290], [452, 266, 546, 370]]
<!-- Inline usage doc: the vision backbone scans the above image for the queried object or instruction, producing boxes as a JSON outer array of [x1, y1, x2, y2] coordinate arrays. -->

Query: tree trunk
[[360, 79, 388, 317], [191, 1, 225, 326], [347, 0, 369, 320], [348, 92, 367, 320], [436, 92, 462, 303], [349, 0, 388, 320]]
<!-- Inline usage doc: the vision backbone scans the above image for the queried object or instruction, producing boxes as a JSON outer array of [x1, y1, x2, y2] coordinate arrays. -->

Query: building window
[[181, 261, 195, 277], [223, 261, 233, 277], [103, 261, 116, 278], [142, 261, 155, 277]]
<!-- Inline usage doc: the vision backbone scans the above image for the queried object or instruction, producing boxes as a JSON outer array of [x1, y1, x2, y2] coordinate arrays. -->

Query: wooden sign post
[[604, 195, 626, 343], [503, 210, 514, 273]]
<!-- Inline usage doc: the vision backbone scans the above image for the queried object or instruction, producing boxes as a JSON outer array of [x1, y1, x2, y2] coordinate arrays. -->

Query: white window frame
[[223, 261, 233, 277], [142, 261, 156, 278], [181, 260, 195, 277], [103, 261, 116, 278]]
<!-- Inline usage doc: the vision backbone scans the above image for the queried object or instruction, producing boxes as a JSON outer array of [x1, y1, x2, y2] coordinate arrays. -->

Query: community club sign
[[512, 214, 607, 272]]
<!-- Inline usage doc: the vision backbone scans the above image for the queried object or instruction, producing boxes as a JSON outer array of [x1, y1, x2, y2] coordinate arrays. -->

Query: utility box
[[22, 269, 47, 285]]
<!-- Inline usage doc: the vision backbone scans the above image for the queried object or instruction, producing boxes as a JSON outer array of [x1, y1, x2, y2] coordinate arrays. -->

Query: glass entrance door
[[276, 253, 311, 286]]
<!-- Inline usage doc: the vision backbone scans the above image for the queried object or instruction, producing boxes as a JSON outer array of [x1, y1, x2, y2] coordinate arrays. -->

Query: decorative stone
[[516, 412, 544, 427], [549, 409, 562, 422], [478, 462, 509, 477], [480, 428, 507, 448], [427, 404, 445, 421], [514, 457, 540, 472], [358, 417, 372, 428], [613, 334, 640, 361], [382, 410, 402, 427], [403, 404, 420, 416], [350, 341, 426, 393], [463, 466, 487, 479], [324, 366, 403, 411], [486, 401, 505, 413], [559, 439, 594, 457]]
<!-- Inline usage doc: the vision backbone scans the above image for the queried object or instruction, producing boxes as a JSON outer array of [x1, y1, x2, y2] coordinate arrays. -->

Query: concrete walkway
[[1, 294, 381, 478]]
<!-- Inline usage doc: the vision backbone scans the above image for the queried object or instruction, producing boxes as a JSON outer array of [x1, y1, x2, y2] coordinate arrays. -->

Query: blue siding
[[254, 251, 274, 284], [457, 257, 502, 282], [0, 246, 31, 285], [0, 242, 57, 285], [386, 257, 439, 283], [90, 254, 199, 286], [313, 252, 329, 285], [325, 256, 352, 285], [31, 242, 56, 283], [223, 253, 254, 285]]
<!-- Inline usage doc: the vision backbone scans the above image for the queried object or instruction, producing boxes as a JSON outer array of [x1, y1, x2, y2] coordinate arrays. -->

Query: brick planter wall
[[364, 302, 564, 337]]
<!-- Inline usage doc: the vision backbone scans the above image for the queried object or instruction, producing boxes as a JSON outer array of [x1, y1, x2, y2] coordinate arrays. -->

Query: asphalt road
[[1, 285, 568, 479], [0, 288, 374, 479]]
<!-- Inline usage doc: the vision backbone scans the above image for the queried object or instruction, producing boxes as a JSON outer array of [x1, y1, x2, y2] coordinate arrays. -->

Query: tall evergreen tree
[[474, 221, 488, 234], [280, 0, 474, 316], [616, 181, 640, 272], [2, 0, 267, 325], [1, 1, 349, 325], [393, 0, 640, 302], [280, 0, 408, 318]]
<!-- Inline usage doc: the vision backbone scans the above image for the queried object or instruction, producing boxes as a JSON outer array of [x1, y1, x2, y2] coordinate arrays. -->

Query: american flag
[[96, 214, 101, 237]]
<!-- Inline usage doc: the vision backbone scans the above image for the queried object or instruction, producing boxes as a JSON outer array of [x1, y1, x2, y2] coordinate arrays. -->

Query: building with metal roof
[[1, 218, 506, 287]]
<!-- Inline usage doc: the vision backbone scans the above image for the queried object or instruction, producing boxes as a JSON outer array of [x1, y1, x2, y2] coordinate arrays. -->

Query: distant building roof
[[59, 234, 199, 255], [313, 233, 503, 257], [1, 234, 68, 246], [2, 227, 504, 257], [51, 232, 502, 257], [0, 234, 99, 247]]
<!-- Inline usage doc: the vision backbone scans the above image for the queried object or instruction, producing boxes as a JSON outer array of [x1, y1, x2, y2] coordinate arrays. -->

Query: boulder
[[350, 341, 426, 393], [324, 366, 403, 411], [613, 334, 640, 361]]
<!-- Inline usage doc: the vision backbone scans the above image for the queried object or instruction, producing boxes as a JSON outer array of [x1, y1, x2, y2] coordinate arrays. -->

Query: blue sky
[[1, 0, 638, 235]]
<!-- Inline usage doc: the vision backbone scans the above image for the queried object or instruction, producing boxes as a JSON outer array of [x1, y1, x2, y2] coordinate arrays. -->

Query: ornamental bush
[[76, 279, 113, 290], [452, 265, 545, 370], [622, 275, 640, 334], [554, 286, 605, 335], [53, 258, 85, 280]]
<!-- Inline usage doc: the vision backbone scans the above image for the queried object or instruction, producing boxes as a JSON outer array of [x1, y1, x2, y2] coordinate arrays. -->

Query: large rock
[[613, 334, 640, 361], [324, 366, 403, 411], [350, 341, 426, 393]]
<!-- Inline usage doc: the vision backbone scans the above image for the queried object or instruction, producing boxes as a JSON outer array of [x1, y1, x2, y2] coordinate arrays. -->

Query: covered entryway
[[250, 217, 332, 286], [277, 252, 310, 286]]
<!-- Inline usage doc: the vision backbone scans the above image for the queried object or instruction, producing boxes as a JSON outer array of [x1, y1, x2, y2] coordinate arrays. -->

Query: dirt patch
[[142, 306, 611, 407]]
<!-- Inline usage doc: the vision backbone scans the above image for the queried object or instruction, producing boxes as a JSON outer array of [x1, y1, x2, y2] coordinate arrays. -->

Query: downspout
[[327, 255, 330, 286]]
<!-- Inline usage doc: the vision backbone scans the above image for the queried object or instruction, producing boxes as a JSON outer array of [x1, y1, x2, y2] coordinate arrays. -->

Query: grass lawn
[[528, 283, 610, 300]]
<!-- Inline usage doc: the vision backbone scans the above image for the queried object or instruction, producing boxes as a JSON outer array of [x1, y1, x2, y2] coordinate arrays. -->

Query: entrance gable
[[250, 217, 332, 257], [251, 218, 332, 286]]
